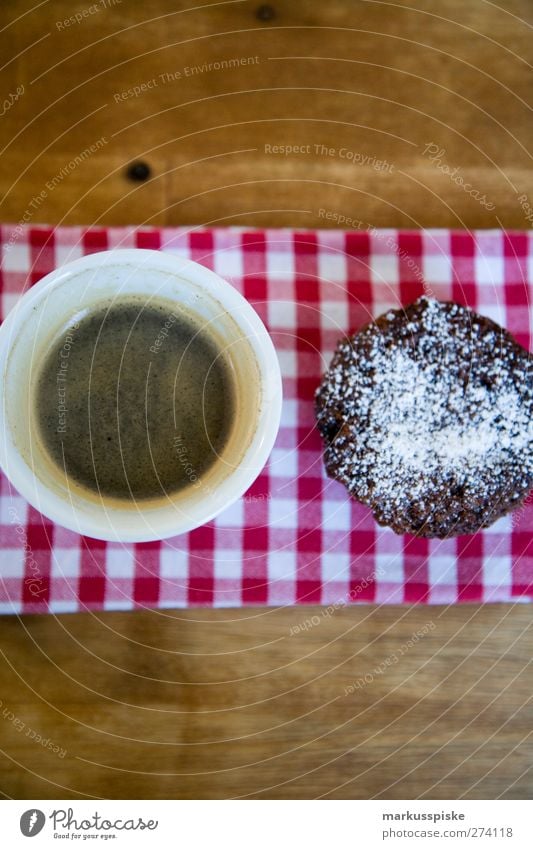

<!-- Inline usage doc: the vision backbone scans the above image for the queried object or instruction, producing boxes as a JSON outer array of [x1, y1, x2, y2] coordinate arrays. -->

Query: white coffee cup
[[0, 249, 282, 542]]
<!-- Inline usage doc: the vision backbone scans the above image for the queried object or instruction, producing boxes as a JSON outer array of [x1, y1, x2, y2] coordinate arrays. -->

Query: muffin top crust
[[315, 297, 532, 537]]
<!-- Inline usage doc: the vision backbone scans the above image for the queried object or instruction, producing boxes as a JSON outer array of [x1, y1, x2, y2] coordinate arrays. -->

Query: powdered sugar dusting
[[316, 297, 533, 536], [374, 351, 528, 474]]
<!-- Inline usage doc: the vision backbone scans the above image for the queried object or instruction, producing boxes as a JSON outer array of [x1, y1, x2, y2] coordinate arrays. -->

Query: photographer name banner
[[1, 799, 532, 847]]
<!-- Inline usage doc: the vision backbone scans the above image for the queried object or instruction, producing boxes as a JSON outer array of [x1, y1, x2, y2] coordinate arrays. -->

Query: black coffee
[[35, 299, 235, 500]]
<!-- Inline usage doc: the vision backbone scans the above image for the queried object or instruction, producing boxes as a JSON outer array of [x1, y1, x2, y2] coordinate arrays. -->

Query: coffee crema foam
[[35, 298, 235, 501]]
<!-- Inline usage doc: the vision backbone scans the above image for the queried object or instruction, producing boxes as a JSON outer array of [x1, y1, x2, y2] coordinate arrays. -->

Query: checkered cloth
[[0, 226, 532, 613]]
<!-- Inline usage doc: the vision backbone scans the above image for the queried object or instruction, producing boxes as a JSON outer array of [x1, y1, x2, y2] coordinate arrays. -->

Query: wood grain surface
[[1, 0, 532, 229], [1, 605, 532, 799], [0, 0, 532, 800]]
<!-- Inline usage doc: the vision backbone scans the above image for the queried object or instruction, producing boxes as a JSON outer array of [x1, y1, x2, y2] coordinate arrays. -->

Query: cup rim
[[0, 248, 283, 541]]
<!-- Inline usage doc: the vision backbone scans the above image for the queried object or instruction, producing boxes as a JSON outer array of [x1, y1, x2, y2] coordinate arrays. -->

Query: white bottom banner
[[1, 799, 531, 847]]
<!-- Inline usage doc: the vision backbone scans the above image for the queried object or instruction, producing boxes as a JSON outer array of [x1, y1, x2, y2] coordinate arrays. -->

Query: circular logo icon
[[20, 810, 46, 837]]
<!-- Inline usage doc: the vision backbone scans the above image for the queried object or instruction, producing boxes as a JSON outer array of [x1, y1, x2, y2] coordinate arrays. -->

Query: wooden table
[[0, 0, 531, 799]]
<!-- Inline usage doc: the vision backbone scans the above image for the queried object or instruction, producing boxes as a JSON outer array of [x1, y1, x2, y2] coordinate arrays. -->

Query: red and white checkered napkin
[[0, 226, 532, 613]]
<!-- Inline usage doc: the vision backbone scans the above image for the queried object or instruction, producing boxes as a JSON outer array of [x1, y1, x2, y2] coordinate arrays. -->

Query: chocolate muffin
[[315, 297, 532, 537]]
